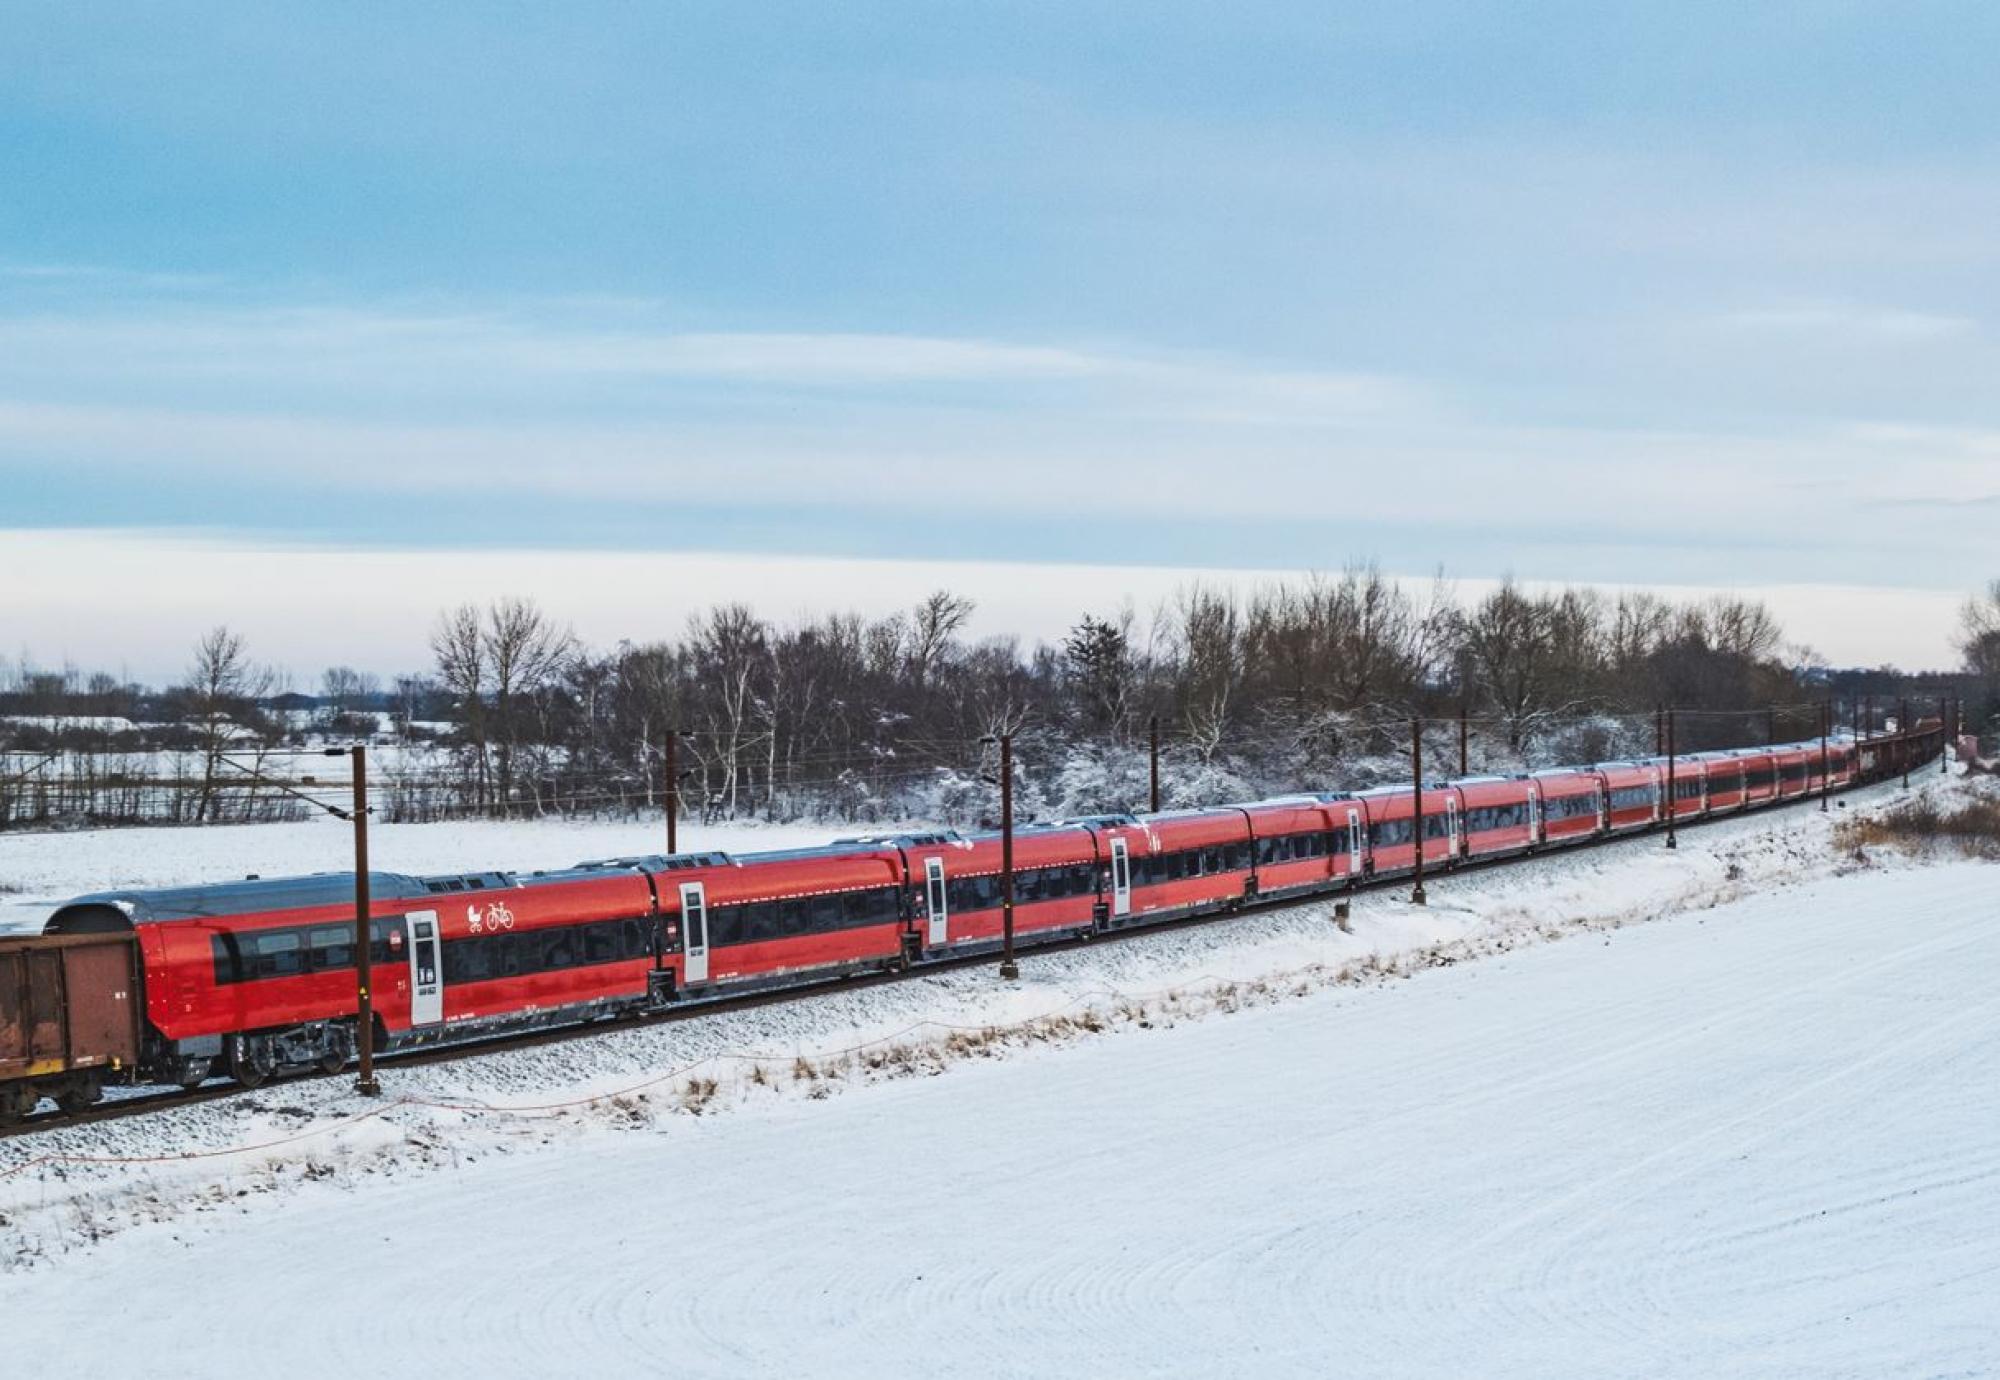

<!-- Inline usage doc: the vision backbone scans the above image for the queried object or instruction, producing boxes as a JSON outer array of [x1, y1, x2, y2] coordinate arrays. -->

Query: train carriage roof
[[46, 870, 430, 932]]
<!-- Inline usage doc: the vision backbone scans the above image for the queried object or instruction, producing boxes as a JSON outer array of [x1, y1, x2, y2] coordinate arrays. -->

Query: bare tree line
[[2, 566, 1988, 831]]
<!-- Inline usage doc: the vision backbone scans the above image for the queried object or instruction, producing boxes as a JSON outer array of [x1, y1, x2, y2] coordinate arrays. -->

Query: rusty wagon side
[[0, 931, 141, 1124]]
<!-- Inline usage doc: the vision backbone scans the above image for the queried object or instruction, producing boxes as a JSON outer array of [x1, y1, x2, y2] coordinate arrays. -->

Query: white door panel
[[406, 910, 443, 1026], [679, 882, 709, 984], [925, 857, 948, 945]]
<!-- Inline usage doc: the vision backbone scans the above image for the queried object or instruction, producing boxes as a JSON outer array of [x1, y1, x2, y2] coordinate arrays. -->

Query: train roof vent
[[421, 870, 514, 894], [1059, 812, 1138, 828], [659, 853, 728, 871], [571, 853, 731, 873], [831, 829, 965, 848]]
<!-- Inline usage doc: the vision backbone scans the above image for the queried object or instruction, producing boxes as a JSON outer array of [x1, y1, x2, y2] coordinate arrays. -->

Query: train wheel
[[319, 1048, 347, 1075], [0, 1083, 37, 1125], [175, 1056, 213, 1090], [229, 1036, 275, 1090], [55, 1073, 103, 1114]]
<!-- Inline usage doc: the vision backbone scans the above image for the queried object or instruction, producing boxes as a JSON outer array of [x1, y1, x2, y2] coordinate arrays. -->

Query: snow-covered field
[[2, 773, 1993, 1376]]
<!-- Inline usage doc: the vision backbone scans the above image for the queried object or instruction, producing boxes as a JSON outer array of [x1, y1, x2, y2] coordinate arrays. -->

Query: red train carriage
[[1355, 784, 1464, 876], [1241, 796, 1365, 899], [46, 872, 442, 1086], [423, 867, 661, 1036], [837, 825, 1100, 958], [1450, 776, 1538, 860], [1529, 769, 1604, 845], [1654, 755, 1709, 822], [1733, 749, 1780, 806], [1772, 745, 1812, 800], [1596, 762, 1663, 834], [1802, 742, 1825, 794], [44, 868, 662, 1087], [1112, 807, 1256, 924], [625, 844, 909, 996], [1695, 753, 1747, 812]]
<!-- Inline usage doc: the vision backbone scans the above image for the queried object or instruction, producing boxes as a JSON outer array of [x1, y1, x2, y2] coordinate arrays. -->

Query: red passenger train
[[1, 726, 1934, 1120]]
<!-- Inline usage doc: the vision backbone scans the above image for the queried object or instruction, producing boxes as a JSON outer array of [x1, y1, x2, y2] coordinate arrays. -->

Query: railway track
[[3, 765, 1928, 1142]]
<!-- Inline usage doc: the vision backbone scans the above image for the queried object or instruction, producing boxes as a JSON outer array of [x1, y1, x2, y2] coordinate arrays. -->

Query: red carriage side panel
[[1119, 808, 1256, 920], [430, 870, 659, 1029], [908, 826, 1100, 952], [1532, 770, 1604, 845], [1599, 763, 1661, 833], [1736, 750, 1779, 805], [1453, 778, 1536, 859], [1356, 786, 1464, 876], [671, 847, 908, 990], [1663, 757, 1707, 821], [1242, 799, 1363, 896]]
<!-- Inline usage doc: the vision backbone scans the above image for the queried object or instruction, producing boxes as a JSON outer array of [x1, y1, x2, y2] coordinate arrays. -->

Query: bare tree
[[185, 625, 273, 823], [482, 597, 576, 810], [432, 604, 490, 804], [1462, 579, 1552, 750], [1961, 580, 2000, 683], [907, 590, 975, 690], [688, 603, 768, 818], [1173, 586, 1242, 763]]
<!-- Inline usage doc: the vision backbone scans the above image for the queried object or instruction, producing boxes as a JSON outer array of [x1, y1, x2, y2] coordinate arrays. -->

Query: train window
[[763, 900, 795, 937], [211, 934, 241, 985], [707, 905, 742, 948], [627, 918, 655, 960], [247, 930, 305, 979], [309, 925, 355, 971]]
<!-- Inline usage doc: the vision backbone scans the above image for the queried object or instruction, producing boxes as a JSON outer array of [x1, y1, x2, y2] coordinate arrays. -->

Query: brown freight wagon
[[0, 931, 141, 1124]]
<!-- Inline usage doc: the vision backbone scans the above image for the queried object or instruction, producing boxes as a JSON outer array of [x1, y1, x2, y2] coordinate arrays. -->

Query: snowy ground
[[2, 772, 1992, 1376]]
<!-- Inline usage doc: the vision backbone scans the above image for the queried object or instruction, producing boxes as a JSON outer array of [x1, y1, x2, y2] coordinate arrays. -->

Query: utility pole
[[1411, 718, 1426, 907], [1665, 708, 1677, 849], [351, 744, 379, 1097], [1865, 695, 1874, 741], [1148, 714, 1161, 814], [999, 732, 1018, 980], [1942, 696, 1950, 775], [1654, 705, 1663, 756], [1819, 701, 1830, 812], [1767, 706, 1777, 747], [1901, 697, 1911, 787], [665, 727, 679, 855], [1458, 704, 1468, 778]]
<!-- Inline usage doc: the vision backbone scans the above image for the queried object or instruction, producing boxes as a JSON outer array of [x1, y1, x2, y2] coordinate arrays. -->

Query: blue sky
[[2, 4, 1996, 670]]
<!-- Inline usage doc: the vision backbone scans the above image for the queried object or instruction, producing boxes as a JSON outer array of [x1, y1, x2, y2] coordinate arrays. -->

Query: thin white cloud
[[0, 305, 1415, 421], [1716, 302, 1977, 343]]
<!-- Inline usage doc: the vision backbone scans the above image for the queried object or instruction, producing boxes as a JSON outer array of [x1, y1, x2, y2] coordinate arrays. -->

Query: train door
[[924, 857, 948, 945], [1595, 785, 1608, 832], [1527, 785, 1544, 845], [1110, 838, 1132, 917], [406, 911, 443, 1027], [1344, 808, 1363, 877], [1445, 798, 1462, 859], [678, 882, 709, 984]]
